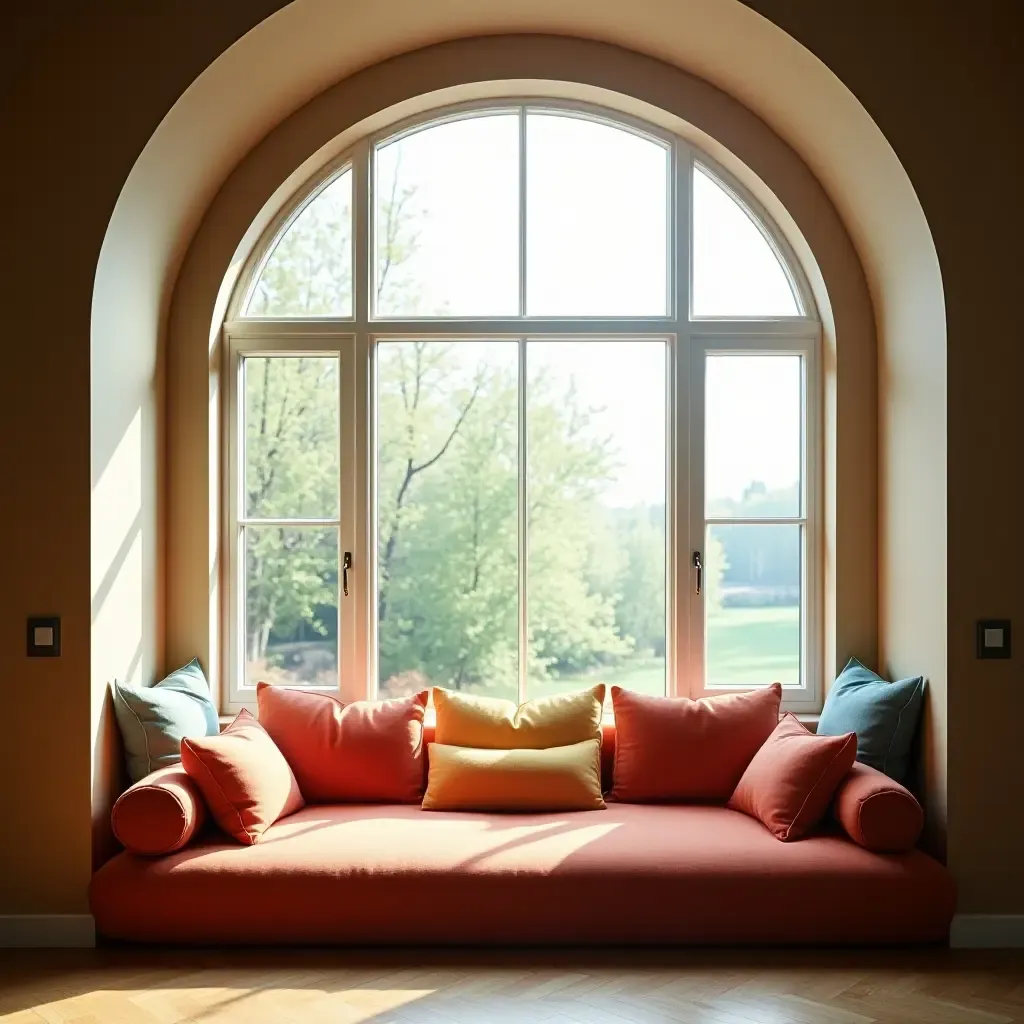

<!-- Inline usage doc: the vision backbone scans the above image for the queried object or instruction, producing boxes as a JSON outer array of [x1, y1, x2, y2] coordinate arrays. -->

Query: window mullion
[[518, 107, 527, 317], [225, 336, 243, 709], [344, 138, 371, 701], [517, 337, 528, 703], [673, 139, 695, 699], [684, 335, 705, 701]]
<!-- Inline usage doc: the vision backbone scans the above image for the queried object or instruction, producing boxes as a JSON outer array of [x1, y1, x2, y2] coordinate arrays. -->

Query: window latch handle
[[693, 550, 702, 595], [342, 551, 352, 597]]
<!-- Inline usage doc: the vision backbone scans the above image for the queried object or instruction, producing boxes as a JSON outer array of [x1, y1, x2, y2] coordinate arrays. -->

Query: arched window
[[224, 102, 820, 713]]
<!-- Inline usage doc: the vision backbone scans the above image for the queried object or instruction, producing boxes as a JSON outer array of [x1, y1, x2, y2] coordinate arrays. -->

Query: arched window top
[[225, 98, 823, 715], [237, 102, 812, 323]]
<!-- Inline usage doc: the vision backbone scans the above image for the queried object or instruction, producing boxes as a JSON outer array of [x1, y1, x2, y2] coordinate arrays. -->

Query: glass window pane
[[705, 523, 801, 688], [706, 354, 801, 518], [245, 526, 338, 688], [374, 115, 519, 317], [526, 113, 669, 315], [244, 356, 339, 519], [693, 165, 799, 317], [246, 169, 352, 316], [528, 340, 666, 700], [376, 340, 519, 699]]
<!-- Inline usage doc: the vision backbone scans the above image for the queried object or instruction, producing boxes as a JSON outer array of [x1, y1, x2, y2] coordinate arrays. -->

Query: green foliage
[[244, 167, 804, 696], [611, 506, 667, 653], [247, 172, 353, 316], [243, 357, 340, 664], [705, 531, 729, 619], [376, 344, 519, 695]]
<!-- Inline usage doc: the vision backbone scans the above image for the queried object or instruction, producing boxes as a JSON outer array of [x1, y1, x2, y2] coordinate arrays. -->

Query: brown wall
[[0, 0, 1021, 917], [746, 0, 1023, 912]]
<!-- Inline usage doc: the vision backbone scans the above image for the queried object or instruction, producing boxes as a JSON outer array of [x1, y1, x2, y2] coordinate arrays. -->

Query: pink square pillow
[[610, 683, 782, 803], [180, 709, 304, 845], [728, 713, 857, 841], [256, 684, 428, 803]]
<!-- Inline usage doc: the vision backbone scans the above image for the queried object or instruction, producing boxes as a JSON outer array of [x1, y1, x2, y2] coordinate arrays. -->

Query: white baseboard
[[951, 914, 1024, 948], [0, 914, 96, 948]]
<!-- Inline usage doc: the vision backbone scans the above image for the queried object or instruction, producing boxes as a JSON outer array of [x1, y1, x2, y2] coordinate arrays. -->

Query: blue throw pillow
[[817, 658, 924, 782], [112, 658, 220, 783]]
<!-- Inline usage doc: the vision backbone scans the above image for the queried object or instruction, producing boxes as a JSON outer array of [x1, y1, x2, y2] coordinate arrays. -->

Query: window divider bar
[[517, 337, 528, 704], [354, 137, 370, 329], [238, 518, 341, 528], [518, 107, 527, 318], [225, 317, 818, 339], [704, 516, 806, 527]]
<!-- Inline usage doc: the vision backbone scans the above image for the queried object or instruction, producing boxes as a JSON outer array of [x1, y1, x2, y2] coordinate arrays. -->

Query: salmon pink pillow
[[729, 713, 857, 841], [180, 709, 304, 845], [257, 684, 428, 803], [610, 684, 782, 803]]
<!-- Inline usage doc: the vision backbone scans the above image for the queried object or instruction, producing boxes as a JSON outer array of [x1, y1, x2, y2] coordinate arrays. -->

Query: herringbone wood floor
[[2, 947, 1023, 1024]]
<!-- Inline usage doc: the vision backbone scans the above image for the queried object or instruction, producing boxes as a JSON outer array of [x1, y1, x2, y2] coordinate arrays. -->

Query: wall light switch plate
[[976, 619, 1011, 660], [27, 616, 60, 657]]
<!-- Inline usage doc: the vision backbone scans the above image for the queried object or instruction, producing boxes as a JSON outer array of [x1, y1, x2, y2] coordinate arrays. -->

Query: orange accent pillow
[[609, 684, 782, 803], [422, 740, 605, 812], [111, 764, 207, 856], [832, 761, 924, 852], [433, 685, 605, 749], [728, 713, 857, 841], [180, 709, 304, 845], [257, 684, 428, 803]]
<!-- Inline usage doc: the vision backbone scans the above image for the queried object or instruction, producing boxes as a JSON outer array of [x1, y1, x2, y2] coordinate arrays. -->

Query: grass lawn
[[707, 605, 800, 687], [529, 604, 800, 699]]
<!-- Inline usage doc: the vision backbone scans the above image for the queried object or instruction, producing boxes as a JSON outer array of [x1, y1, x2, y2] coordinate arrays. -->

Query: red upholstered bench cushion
[[91, 802, 955, 945]]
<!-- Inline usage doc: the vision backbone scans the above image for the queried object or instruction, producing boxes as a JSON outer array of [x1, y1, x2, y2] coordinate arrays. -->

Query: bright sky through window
[[248, 110, 805, 510]]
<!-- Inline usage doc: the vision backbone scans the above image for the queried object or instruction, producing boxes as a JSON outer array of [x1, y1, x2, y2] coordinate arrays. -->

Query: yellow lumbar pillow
[[432, 685, 605, 749], [422, 740, 605, 812]]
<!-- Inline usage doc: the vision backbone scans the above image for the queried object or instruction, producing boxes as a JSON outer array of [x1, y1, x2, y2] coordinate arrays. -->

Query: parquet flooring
[[1, 947, 1023, 1024]]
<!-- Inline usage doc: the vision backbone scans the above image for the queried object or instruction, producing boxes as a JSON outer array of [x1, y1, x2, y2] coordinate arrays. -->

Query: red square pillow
[[180, 709, 304, 845], [610, 683, 782, 802], [728, 713, 857, 840], [256, 684, 428, 803]]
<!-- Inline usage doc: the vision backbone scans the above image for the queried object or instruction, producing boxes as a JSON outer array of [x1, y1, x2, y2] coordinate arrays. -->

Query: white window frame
[[222, 98, 822, 714], [684, 333, 821, 714]]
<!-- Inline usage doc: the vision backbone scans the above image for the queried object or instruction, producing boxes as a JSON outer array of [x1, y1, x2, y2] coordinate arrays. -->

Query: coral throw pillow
[[422, 740, 605, 812], [728, 713, 857, 841], [180, 709, 304, 845], [610, 684, 782, 803], [257, 684, 428, 803], [831, 761, 924, 852], [433, 685, 605, 749], [111, 764, 207, 856]]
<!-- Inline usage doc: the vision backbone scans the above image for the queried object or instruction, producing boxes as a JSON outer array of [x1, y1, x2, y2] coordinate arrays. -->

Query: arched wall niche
[[166, 36, 874, 744], [85, 5, 949, 916]]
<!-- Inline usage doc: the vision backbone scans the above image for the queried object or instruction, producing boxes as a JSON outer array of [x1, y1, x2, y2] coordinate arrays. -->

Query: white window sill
[[220, 711, 821, 731]]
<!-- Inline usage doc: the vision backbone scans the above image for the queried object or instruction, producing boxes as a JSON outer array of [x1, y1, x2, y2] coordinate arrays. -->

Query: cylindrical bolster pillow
[[111, 764, 207, 856], [832, 761, 923, 852]]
